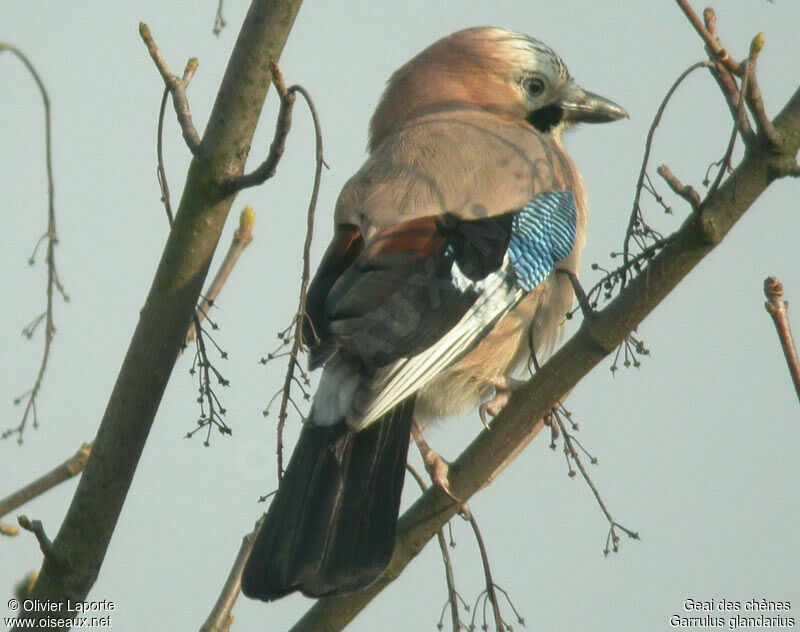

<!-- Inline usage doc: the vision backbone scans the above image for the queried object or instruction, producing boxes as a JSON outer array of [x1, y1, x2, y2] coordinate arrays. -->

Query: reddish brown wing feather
[[303, 224, 363, 354], [304, 217, 447, 369], [358, 216, 445, 266]]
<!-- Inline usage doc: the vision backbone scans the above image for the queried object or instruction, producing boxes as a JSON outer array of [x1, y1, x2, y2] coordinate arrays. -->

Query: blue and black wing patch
[[303, 190, 577, 377], [508, 190, 577, 291]]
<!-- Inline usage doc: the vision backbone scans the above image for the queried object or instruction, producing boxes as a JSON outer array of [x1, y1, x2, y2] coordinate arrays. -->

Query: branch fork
[[139, 23, 201, 154]]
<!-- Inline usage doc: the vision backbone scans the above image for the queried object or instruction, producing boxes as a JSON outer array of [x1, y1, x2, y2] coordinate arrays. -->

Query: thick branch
[[13, 2, 304, 629], [289, 84, 800, 632]]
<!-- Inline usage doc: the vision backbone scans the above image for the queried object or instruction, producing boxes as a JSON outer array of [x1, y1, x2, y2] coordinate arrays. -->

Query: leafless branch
[[744, 34, 782, 148], [0, 443, 92, 522], [139, 23, 201, 154], [705, 58, 753, 205], [622, 61, 714, 284], [213, 0, 227, 36], [1, 43, 68, 444], [406, 464, 466, 632], [200, 516, 265, 632], [18, 515, 61, 565], [547, 406, 639, 555], [763, 277, 800, 405], [226, 61, 296, 193], [463, 507, 524, 632], [657, 165, 701, 211], [186, 314, 231, 446], [186, 207, 256, 343], [262, 82, 325, 479], [157, 87, 174, 224], [676, 1, 741, 75]]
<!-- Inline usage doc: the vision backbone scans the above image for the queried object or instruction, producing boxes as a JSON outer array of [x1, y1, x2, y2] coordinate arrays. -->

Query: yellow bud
[[750, 33, 765, 57], [238, 205, 255, 240]]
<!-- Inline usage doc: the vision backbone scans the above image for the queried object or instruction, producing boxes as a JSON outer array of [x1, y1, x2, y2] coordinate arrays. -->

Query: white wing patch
[[347, 258, 524, 430]]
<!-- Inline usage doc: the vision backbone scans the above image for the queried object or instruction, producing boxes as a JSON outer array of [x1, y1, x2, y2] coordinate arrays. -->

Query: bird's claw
[[411, 420, 460, 503], [479, 376, 524, 427]]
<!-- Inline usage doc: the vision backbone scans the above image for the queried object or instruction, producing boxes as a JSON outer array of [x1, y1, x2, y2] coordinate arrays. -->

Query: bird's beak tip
[[562, 88, 628, 124]]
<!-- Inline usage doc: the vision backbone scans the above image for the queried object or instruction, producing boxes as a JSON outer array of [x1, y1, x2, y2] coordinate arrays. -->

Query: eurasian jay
[[242, 26, 626, 601]]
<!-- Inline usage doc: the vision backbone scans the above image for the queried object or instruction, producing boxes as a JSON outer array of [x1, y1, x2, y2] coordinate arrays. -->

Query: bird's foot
[[479, 376, 525, 427], [411, 421, 459, 503]]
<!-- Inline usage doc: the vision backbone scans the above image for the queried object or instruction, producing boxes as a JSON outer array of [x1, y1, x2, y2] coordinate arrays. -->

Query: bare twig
[[705, 59, 752, 202], [406, 464, 466, 632], [763, 277, 800, 404], [186, 313, 231, 446], [1, 43, 68, 444], [186, 207, 256, 343], [744, 34, 782, 148], [18, 515, 62, 565], [0, 443, 92, 521], [139, 23, 201, 154], [213, 0, 227, 36], [271, 83, 325, 479], [657, 165, 701, 211], [609, 333, 650, 375], [226, 61, 296, 193], [157, 87, 174, 225], [698, 7, 754, 138], [623, 61, 714, 283], [464, 507, 524, 632], [675, 0, 740, 75], [549, 409, 639, 555], [200, 516, 265, 632]]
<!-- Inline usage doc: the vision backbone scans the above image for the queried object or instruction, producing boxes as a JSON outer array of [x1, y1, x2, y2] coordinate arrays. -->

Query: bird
[[242, 26, 627, 601]]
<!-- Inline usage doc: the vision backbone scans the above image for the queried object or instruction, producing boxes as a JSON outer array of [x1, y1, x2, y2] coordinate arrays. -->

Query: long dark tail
[[241, 397, 415, 600]]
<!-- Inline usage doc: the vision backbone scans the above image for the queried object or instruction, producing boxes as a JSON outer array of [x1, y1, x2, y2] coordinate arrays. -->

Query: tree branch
[[186, 206, 256, 344], [0, 443, 92, 521], [406, 464, 465, 632], [13, 2, 304, 629], [657, 165, 701, 211], [139, 23, 201, 154], [225, 61, 296, 194], [0, 43, 68, 444], [18, 516, 60, 565], [200, 517, 264, 632], [763, 277, 800, 404]]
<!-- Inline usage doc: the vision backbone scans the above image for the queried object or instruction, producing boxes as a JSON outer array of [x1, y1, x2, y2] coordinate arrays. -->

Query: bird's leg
[[478, 376, 525, 427], [411, 420, 459, 502]]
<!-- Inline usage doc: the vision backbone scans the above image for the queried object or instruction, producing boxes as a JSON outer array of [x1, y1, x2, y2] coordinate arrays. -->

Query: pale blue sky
[[2, 1, 799, 630]]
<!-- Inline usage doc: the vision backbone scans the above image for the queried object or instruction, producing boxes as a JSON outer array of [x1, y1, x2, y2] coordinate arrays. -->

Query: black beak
[[561, 88, 628, 124]]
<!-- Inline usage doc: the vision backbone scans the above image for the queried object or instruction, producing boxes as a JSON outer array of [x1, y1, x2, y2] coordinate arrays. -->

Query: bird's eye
[[524, 77, 545, 98]]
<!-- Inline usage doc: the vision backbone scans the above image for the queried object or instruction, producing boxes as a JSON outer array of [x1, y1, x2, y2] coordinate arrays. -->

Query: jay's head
[[370, 27, 627, 149]]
